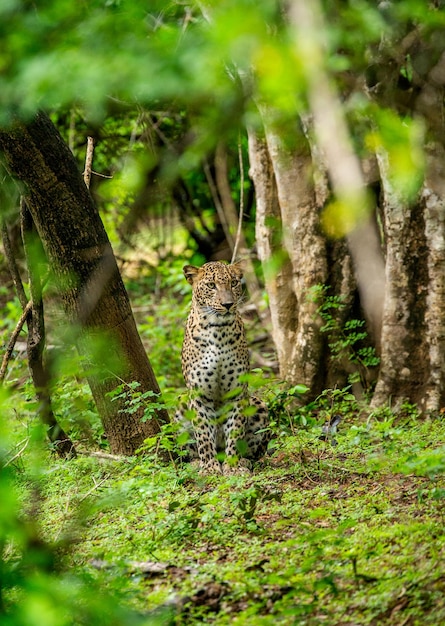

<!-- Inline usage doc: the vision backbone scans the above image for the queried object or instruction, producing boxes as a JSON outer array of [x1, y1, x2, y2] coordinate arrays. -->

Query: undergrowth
[[2, 404, 445, 625], [1, 271, 445, 624]]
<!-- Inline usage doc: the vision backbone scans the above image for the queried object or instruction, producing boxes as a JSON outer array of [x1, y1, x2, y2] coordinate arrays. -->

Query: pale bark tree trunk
[[249, 119, 328, 394], [248, 130, 297, 374], [414, 51, 445, 412], [371, 39, 445, 411], [265, 125, 327, 392], [0, 111, 168, 455]]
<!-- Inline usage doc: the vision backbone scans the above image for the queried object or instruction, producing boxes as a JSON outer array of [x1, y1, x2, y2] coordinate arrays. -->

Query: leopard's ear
[[231, 259, 245, 278], [183, 265, 200, 285]]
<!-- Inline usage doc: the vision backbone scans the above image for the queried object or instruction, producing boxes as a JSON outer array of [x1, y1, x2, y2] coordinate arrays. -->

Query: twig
[[203, 159, 234, 250], [91, 170, 113, 179], [215, 143, 240, 249], [3, 436, 30, 467], [77, 450, 129, 462], [212, 143, 268, 320], [324, 463, 368, 475], [83, 136, 94, 189], [1, 219, 27, 307], [0, 299, 33, 384], [78, 474, 111, 502], [231, 136, 245, 264], [68, 108, 76, 153]]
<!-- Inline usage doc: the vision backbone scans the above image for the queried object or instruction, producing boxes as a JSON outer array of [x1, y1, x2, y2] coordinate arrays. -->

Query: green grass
[[6, 414, 445, 625], [1, 273, 444, 624]]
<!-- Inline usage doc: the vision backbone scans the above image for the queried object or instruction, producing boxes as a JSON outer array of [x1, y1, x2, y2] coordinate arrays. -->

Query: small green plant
[[230, 486, 282, 532], [52, 377, 104, 448], [312, 386, 359, 419], [266, 381, 311, 434], [107, 380, 168, 421], [107, 381, 190, 461], [313, 285, 380, 391]]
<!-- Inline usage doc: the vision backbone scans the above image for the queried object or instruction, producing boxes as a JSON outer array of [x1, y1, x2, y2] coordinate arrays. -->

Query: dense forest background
[[1, 1, 445, 624]]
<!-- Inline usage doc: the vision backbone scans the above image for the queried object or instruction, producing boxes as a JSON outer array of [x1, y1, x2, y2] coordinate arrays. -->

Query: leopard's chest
[[182, 315, 249, 399]]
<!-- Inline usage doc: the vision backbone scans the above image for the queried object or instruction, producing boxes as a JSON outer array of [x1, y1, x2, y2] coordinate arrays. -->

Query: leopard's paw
[[222, 458, 252, 476], [198, 459, 223, 475]]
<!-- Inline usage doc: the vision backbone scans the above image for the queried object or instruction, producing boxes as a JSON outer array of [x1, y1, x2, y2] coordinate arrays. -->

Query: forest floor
[[8, 411, 445, 625], [2, 266, 445, 624]]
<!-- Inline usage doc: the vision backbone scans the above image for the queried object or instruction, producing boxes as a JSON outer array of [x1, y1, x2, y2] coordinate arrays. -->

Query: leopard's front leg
[[222, 403, 251, 475], [190, 397, 222, 474]]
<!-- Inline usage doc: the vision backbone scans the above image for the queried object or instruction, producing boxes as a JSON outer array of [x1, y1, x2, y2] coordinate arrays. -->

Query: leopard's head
[[183, 261, 244, 315]]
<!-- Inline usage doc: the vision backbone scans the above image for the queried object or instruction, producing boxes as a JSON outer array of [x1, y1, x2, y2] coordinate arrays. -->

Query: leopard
[[179, 260, 270, 475]]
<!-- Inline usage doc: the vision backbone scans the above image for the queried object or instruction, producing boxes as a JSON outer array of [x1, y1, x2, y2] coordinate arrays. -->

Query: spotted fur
[[180, 261, 270, 474]]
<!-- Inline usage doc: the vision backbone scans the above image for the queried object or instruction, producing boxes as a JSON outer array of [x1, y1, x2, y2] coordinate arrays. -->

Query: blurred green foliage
[[2, 1, 445, 623], [1, 0, 442, 250]]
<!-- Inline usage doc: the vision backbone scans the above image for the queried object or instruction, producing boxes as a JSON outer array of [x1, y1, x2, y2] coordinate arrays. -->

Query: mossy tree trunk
[[370, 149, 429, 410], [0, 111, 168, 455], [369, 32, 445, 412]]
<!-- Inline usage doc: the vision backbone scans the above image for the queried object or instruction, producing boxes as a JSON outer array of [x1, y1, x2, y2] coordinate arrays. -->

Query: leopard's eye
[[231, 279, 239, 287], [207, 281, 216, 289]]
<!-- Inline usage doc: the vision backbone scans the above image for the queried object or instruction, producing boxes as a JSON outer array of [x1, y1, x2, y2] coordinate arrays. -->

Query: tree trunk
[[21, 200, 77, 458], [371, 150, 428, 409], [0, 112, 168, 455], [248, 130, 298, 372], [248, 119, 328, 395], [422, 144, 445, 412], [370, 36, 445, 412], [412, 52, 445, 412]]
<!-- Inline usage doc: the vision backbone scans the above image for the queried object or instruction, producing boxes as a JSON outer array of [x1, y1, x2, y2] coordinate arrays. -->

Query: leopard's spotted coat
[[180, 261, 270, 474]]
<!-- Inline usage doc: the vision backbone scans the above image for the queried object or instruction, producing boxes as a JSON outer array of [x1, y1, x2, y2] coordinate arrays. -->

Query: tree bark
[[249, 119, 328, 394], [371, 150, 428, 408], [414, 51, 445, 412], [369, 32, 445, 411], [422, 144, 445, 412], [0, 112, 168, 455], [248, 130, 297, 373]]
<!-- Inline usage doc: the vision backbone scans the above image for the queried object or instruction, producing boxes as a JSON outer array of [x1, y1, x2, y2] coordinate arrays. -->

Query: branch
[[0, 299, 33, 384], [289, 0, 385, 342], [203, 158, 234, 249], [215, 143, 240, 249], [3, 436, 30, 467], [21, 198, 77, 459], [231, 137, 245, 264], [1, 219, 27, 307], [77, 450, 130, 462], [83, 136, 94, 189]]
